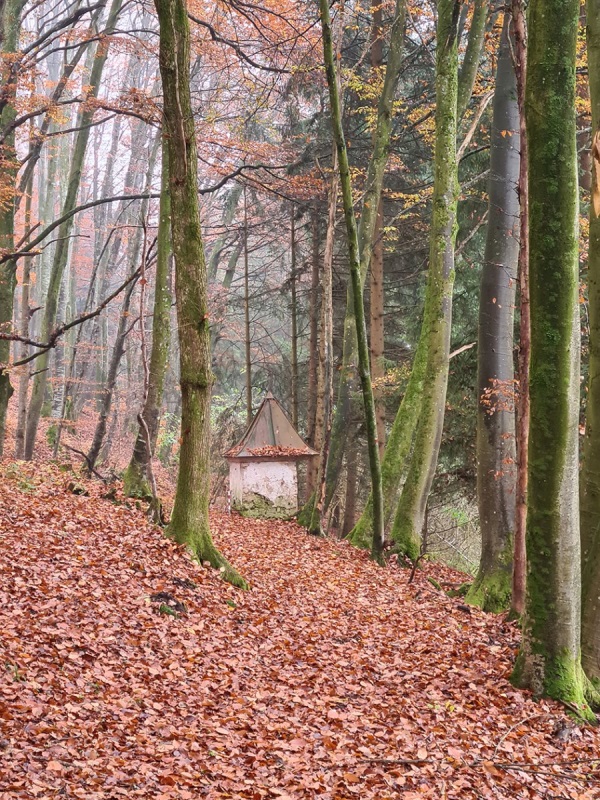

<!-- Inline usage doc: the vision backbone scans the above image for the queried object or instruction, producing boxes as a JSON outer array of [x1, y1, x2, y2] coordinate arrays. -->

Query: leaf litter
[[0, 463, 599, 799]]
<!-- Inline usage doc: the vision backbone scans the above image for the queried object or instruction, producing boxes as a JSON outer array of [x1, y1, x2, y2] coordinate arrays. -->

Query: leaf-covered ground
[[1, 464, 599, 799]]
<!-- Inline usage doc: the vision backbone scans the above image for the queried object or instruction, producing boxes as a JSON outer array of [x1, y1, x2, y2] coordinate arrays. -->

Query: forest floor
[[1, 462, 600, 799]]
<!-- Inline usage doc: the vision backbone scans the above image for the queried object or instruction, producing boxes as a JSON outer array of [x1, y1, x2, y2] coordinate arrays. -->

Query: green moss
[[465, 570, 511, 613], [466, 541, 513, 613], [168, 524, 248, 590], [390, 521, 420, 561], [512, 647, 595, 722], [234, 493, 295, 520], [348, 517, 372, 549], [447, 581, 471, 598], [297, 492, 316, 528], [122, 462, 152, 500]]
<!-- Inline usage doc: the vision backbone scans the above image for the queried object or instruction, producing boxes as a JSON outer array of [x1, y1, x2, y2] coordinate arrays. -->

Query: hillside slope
[[0, 463, 599, 799]]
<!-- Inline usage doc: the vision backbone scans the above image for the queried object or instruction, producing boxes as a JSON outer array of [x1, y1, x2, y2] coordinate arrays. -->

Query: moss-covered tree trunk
[[580, 0, 600, 685], [512, 0, 592, 713], [319, 0, 385, 560], [0, 0, 24, 455], [154, 0, 245, 588], [23, 0, 122, 459], [350, 0, 489, 550], [456, 0, 489, 119], [304, 208, 321, 498], [123, 141, 172, 498], [510, 0, 529, 617], [321, 0, 406, 517], [14, 171, 33, 459], [369, 0, 386, 459], [466, 13, 518, 612], [389, 0, 461, 559], [306, 154, 336, 535]]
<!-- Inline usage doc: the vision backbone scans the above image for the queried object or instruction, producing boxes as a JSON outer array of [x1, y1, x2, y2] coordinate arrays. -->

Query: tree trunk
[[456, 0, 489, 120], [510, 0, 529, 618], [342, 444, 358, 538], [369, 0, 386, 459], [370, 203, 386, 459], [580, 0, 600, 686], [14, 171, 34, 459], [324, 0, 406, 511], [24, 0, 122, 459], [243, 186, 252, 426], [86, 273, 138, 471], [305, 207, 320, 497], [155, 0, 245, 587], [466, 12, 519, 613], [290, 205, 298, 428], [350, 0, 488, 549], [307, 155, 336, 535], [390, 0, 461, 559], [123, 139, 172, 498], [319, 0, 385, 561], [512, 0, 592, 714], [0, 0, 24, 455]]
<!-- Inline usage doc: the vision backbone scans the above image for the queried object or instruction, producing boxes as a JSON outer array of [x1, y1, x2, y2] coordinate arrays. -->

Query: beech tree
[[512, 0, 593, 712], [581, 0, 600, 686], [123, 140, 171, 499], [154, 0, 245, 587], [389, 0, 461, 558], [318, 0, 385, 559], [466, 12, 518, 612]]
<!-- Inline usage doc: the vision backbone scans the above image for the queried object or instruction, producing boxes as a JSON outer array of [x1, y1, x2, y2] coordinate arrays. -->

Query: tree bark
[[457, 0, 489, 120], [307, 154, 336, 535], [123, 139, 172, 498], [86, 272, 138, 471], [324, 0, 406, 513], [243, 186, 252, 426], [580, 0, 600, 686], [512, 0, 592, 714], [319, 0, 385, 561], [24, 0, 122, 459], [290, 205, 298, 428], [510, 0, 529, 618], [369, 0, 386, 459], [155, 0, 245, 587], [305, 207, 320, 497], [14, 170, 34, 459], [0, 0, 24, 455], [466, 12, 518, 613], [390, 0, 461, 559]]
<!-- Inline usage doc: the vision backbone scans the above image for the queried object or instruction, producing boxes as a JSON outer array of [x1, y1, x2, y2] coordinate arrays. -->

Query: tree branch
[[1, 269, 141, 368]]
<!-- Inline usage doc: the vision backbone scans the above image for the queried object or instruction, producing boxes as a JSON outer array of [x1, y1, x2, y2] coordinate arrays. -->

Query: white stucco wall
[[228, 460, 298, 518], [229, 462, 243, 507]]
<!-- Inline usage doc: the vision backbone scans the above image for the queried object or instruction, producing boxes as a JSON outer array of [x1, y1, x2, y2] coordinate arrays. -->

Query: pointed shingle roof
[[225, 393, 318, 460]]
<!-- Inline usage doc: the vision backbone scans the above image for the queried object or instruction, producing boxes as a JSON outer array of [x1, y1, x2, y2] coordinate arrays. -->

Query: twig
[[492, 713, 548, 758], [1, 269, 141, 368], [62, 444, 108, 482]]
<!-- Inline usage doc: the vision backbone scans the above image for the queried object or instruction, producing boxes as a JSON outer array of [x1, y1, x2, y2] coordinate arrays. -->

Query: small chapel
[[225, 393, 318, 519]]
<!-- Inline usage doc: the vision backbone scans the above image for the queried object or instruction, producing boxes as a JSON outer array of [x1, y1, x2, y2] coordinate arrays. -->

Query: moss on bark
[[581, 0, 600, 686], [511, 0, 589, 712], [389, 0, 460, 556], [465, 557, 512, 613], [124, 140, 171, 499], [155, 0, 245, 589], [0, 0, 23, 455]]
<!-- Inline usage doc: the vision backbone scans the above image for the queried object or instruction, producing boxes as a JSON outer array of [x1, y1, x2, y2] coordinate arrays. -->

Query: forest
[[2, 0, 600, 796]]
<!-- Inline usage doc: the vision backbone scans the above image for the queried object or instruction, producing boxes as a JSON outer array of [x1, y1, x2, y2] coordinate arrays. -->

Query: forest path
[[0, 462, 599, 799]]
